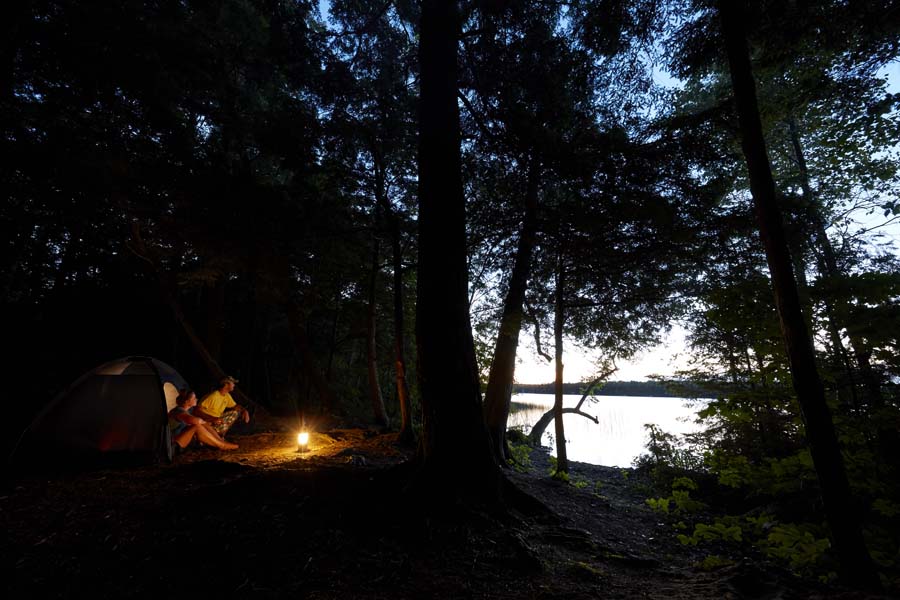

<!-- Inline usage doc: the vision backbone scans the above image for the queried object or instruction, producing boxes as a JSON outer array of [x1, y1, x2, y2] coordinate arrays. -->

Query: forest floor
[[2, 421, 894, 599]]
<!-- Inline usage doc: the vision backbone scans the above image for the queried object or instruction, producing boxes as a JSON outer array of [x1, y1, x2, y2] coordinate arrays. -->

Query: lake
[[508, 393, 707, 468]]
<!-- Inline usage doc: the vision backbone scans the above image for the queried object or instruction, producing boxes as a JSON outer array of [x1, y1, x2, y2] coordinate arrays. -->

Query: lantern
[[297, 431, 310, 453]]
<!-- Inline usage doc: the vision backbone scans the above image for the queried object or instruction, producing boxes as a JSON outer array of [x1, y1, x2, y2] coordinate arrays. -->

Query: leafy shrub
[[697, 555, 735, 570], [647, 497, 670, 513], [677, 519, 743, 546], [506, 426, 530, 445], [634, 423, 705, 472], [762, 524, 831, 573], [507, 443, 532, 473], [645, 477, 706, 515]]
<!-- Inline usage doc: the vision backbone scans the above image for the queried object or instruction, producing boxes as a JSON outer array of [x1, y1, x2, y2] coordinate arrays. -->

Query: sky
[[513, 325, 692, 384]]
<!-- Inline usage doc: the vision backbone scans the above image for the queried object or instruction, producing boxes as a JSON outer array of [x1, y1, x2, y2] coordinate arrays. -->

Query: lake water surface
[[508, 393, 706, 467]]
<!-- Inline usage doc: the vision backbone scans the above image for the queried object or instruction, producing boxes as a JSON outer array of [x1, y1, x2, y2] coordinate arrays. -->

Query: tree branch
[[574, 364, 618, 411], [532, 320, 553, 362], [528, 407, 598, 446]]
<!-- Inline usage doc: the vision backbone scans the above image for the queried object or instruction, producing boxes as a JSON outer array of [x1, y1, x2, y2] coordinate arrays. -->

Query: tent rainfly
[[12, 356, 189, 468]]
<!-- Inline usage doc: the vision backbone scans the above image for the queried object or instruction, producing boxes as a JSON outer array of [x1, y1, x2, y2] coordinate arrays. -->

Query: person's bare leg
[[174, 427, 198, 448], [196, 424, 238, 450], [201, 423, 228, 444]]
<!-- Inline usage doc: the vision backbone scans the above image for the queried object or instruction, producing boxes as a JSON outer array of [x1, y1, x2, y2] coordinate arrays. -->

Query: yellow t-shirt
[[199, 390, 236, 418]]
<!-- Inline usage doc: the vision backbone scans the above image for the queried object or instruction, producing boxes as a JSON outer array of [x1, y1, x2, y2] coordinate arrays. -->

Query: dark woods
[[3, 0, 900, 590]]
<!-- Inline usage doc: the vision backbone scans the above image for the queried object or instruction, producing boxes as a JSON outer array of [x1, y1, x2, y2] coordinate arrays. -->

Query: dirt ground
[[1, 424, 893, 599]]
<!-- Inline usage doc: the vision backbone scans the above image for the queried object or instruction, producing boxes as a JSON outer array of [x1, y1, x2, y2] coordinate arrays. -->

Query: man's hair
[[218, 375, 238, 388]]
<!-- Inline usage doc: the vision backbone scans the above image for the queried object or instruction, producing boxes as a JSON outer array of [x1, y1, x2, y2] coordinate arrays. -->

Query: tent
[[12, 356, 189, 468]]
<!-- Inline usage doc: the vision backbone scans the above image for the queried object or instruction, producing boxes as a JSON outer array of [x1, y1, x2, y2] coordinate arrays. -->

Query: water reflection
[[508, 393, 706, 467]]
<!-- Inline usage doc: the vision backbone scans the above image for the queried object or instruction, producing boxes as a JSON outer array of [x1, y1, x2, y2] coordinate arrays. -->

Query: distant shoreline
[[512, 380, 715, 399]]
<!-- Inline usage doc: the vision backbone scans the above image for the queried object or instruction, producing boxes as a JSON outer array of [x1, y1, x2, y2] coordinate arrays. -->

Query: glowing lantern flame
[[297, 431, 310, 453]]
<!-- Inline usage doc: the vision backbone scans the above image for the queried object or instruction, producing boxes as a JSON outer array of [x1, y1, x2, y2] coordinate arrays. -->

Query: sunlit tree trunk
[[718, 1, 881, 590], [483, 158, 540, 464], [415, 0, 501, 501]]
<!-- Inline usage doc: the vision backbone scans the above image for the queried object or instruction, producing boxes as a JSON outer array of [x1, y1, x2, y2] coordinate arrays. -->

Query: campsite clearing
[[2, 426, 878, 599]]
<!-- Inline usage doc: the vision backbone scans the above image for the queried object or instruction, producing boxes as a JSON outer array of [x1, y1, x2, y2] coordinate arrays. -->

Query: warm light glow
[[298, 432, 309, 446]]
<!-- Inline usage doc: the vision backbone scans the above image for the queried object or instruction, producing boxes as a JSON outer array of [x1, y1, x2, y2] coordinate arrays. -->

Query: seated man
[[193, 375, 251, 438]]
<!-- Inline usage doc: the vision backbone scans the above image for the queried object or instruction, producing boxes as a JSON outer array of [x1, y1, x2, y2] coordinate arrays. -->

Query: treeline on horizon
[[513, 380, 715, 398]]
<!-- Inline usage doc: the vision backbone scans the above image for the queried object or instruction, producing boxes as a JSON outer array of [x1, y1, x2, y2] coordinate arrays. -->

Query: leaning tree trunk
[[366, 233, 389, 427], [552, 255, 568, 475], [483, 157, 540, 465], [415, 0, 501, 503], [718, 1, 881, 591]]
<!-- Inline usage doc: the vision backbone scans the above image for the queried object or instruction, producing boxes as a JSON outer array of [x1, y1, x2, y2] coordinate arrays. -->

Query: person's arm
[[235, 404, 251, 423], [192, 406, 222, 425], [172, 410, 206, 426], [183, 413, 206, 426]]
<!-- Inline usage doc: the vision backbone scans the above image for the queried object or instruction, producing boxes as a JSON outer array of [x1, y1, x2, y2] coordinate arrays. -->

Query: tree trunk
[[552, 256, 568, 475], [415, 0, 501, 503], [391, 220, 414, 444], [374, 151, 414, 444], [717, 2, 881, 590], [794, 121, 884, 412], [787, 117, 863, 409], [367, 234, 389, 427], [483, 157, 540, 465]]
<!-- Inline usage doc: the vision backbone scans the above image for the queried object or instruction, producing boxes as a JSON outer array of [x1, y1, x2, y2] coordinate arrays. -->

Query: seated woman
[[169, 389, 239, 451]]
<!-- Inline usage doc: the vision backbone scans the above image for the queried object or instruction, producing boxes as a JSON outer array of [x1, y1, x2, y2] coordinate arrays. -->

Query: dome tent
[[12, 356, 189, 468]]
